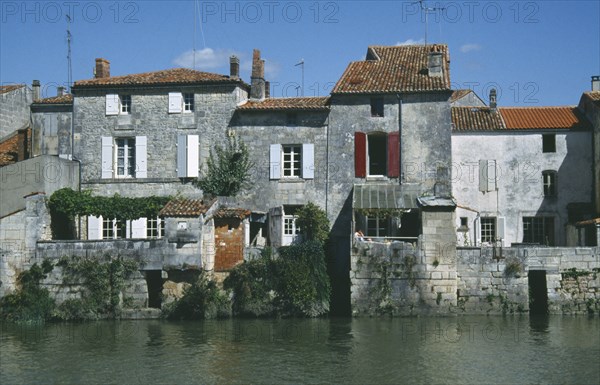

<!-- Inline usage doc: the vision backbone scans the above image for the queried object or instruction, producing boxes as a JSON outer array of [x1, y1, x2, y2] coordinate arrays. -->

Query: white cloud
[[460, 44, 482, 53], [173, 47, 238, 70], [396, 38, 425, 46]]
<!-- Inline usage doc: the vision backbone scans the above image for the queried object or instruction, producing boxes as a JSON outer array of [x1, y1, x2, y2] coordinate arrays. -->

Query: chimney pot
[[57, 86, 65, 97], [230, 55, 240, 79], [592, 75, 600, 92], [32, 80, 40, 100], [95, 58, 110, 78], [489, 88, 497, 110]]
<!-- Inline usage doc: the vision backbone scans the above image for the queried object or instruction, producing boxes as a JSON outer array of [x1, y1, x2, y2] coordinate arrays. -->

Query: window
[[146, 218, 165, 239], [480, 217, 496, 243], [542, 170, 557, 197], [177, 134, 199, 178], [282, 145, 301, 177], [366, 215, 389, 238], [269, 144, 314, 180], [120, 95, 131, 114], [282, 205, 301, 245], [101, 136, 147, 179], [458, 217, 469, 232], [286, 113, 297, 126], [523, 217, 554, 246], [354, 132, 399, 178], [542, 134, 556, 153], [183, 93, 194, 112], [102, 218, 125, 239], [479, 160, 497, 192], [370, 97, 384, 117], [115, 138, 136, 177]]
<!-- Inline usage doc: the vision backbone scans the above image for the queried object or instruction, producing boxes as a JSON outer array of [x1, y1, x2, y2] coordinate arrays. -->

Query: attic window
[[370, 97, 384, 117], [286, 113, 297, 126], [542, 134, 556, 153]]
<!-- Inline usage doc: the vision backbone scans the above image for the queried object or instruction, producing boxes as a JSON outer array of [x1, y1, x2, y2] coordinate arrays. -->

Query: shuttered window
[[355, 131, 400, 178], [177, 134, 199, 178], [269, 143, 314, 180], [101, 136, 147, 179]]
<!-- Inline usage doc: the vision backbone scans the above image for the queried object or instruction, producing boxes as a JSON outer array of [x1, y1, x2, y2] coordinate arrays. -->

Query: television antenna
[[412, 0, 445, 46], [66, 14, 72, 92], [295, 59, 304, 96]]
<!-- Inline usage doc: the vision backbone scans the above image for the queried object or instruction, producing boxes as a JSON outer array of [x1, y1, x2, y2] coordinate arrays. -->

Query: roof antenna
[[66, 14, 72, 92], [413, 0, 445, 46], [295, 59, 304, 96]]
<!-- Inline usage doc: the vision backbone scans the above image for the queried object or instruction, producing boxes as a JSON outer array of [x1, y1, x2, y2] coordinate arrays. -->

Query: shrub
[[295, 202, 330, 246]]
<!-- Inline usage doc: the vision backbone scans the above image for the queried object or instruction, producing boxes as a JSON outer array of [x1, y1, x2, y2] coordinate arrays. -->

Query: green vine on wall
[[356, 208, 405, 219], [48, 188, 171, 239]]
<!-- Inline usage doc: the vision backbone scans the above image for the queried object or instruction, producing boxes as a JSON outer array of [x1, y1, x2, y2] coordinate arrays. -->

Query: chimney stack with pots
[[489, 88, 497, 110], [250, 49, 266, 100], [95, 58, 110, 79], [230, 55, 240, 79], [32, 80, 40, 100], [592, 76, 600, 92]]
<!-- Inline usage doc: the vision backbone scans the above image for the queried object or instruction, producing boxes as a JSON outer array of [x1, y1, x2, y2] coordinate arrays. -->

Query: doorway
[[528, 270, 548, 315]]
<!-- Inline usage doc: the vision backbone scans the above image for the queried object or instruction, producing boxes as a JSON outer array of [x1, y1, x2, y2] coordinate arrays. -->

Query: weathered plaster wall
[[452, 131, 593, 246], [31, 107, 72, 157], [0, 85, 31, 138]]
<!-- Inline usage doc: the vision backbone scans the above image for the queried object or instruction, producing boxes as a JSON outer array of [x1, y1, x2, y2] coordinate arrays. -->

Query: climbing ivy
[[356, 208, 405, 219], [48, 188, 171, 239]]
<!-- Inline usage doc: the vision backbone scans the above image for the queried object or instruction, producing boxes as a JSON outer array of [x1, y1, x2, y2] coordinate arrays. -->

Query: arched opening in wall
[[528, 270, 548, 315], [145, 270, 163, 309]]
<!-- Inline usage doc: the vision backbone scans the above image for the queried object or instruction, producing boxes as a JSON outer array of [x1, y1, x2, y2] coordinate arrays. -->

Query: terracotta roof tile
[[159, 198, 212, 217], [33, 94, 73, 104], [74, 68, 242, 88], [0, 84, 25, 95], [499, 107, 591, 130], [452, 107, 505, 131], [583, 91, 600, 105], [237, 97, 330, 111], [0, 128, 31, 167], [332, 45, 451, 94], [214, 208, 251, 219]]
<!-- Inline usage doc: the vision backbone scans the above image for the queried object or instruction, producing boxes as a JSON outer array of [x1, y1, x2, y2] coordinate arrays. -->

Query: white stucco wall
[[452, 130, 593, 246]]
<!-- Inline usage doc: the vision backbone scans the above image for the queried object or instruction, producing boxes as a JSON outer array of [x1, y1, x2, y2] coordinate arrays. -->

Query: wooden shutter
[[131, 218, 146, 239], [135, 136, 147, 178], [88, 215, 102, 240], [479, 159, 497, 192], [101, 136, 113, 179], [106, 94, 119, 115], [387, 131, 400, 178], [268, 206, 283, 248], [354, 132, 366, 178], [496, 217, 505, 241], [177, 135, 187, 177], [270, 144, 281, 180], [302, 143, 314, 179], [168, 92, 183, 113], [187, 134, 199, 178]]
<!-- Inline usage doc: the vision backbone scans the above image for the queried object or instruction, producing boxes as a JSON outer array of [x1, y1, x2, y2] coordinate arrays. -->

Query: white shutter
[[131, 218, 146, 239], [479, 160, 487, 192], [168, 92, 183, 113], [475, 217, 481, 245], [302, 143, 315, 179], [488, 160, 497, 191], [88, 216, 102, 240], [187, 134, 199, 178], [270, 144, 281, 180], [135, 136, 147, 178], [177, 134, 187, 177], [101, 137, 113, 179], [106, 94, 119, 115], [496, 217, 505, 241]]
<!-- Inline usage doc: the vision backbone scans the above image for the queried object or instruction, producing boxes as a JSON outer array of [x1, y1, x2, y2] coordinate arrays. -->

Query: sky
[[1, 0, 599, 106]]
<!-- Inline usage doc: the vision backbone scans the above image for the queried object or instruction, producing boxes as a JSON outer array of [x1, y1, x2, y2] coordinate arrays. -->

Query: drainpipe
[[71, 156, 82, 239], [396, 94, 403, 184], [325, 114, 330, 217]]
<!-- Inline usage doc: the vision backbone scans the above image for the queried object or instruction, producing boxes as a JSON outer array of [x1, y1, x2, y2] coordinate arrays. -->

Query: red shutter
[[387, 131, 400, 178], [354, 132, 367, 178]]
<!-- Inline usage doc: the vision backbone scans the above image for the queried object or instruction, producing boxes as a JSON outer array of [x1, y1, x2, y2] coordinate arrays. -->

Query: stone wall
[[31, 106, 72, 157], [0, 85, 31, 138]]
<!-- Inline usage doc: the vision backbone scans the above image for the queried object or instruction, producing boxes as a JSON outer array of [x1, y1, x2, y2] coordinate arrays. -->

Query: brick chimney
[[592, 76, 600, 91], [95, 58, 110, 78], [250, 49, 265, 100], [489, 88, 497, 110], [230, 55, 240, 79], [427, 45, 443, 78], [32, 80, 40, 100]]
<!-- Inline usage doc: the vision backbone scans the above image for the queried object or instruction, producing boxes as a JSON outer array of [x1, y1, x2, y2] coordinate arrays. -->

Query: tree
[[195, 136, 253, 197], [295, 202, 330, 245]]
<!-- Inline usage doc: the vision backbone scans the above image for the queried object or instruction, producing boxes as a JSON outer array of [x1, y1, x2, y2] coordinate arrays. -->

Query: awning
[[353, 184, 419, 209], [417, 196, 457, 208]]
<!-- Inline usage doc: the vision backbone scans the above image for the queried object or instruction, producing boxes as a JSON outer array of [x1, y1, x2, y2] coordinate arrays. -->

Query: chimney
[[250, 49, 265, 100], [489, 88, 497, 110], [265, 81, 270, 98], [95, 58, 110, 78], [592, 76, 600, 91], [32, 80, 40, 100], [57, 86, 65, 97], [427, 45, 443, 78], [230, 55, 240, 79]]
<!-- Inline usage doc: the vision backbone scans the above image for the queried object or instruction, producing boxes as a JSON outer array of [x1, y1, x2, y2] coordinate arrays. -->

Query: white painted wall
[[452, 130, 593, 246]]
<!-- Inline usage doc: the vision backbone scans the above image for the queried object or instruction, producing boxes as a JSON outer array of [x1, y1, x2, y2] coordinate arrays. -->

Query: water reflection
[[1, 316, 599, 385]]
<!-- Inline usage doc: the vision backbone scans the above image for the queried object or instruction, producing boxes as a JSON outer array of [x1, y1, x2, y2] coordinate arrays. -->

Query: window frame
[[183, 93, 194, 113], [523, 216, 555, 246], [370, 97, 384, 117], [114, 137, 136, 178], [366, 215, 390, 238], [146, 217, 165, 239], [367, 132, 388, 177], [102, 218, 125, 240], [281, 144, 302, 178], [542, 170, 557, 197], [542, 134, 556, 153], [480, 217, 497, 244], [119, 95, 131, 115]]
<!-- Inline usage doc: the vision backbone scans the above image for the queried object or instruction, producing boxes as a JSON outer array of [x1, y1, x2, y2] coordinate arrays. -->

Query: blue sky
[[1, 1, 599, 106]]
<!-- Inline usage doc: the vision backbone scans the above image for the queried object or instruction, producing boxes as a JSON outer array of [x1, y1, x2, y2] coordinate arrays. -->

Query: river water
[[1, 316, 598, 384]]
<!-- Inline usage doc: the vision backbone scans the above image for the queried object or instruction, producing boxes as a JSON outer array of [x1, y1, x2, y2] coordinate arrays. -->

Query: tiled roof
[[214, 208, 251, 219], [332, 45, 451, 94], [582, 91, 600, 105], [450, 89, 473, 102], [159, 199, 212, 217], [0, 84, 25, 95], [33, 94, 73, 104], [237, 97, 330, 111], [74, 68, 241, 88], [452, 107, 505, 131], [500, 107, 591, 130], [0, 128, 30, 167]]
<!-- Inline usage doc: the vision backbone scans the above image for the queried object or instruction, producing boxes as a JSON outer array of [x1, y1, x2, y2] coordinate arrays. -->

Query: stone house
[[452, 94, 594, 247]]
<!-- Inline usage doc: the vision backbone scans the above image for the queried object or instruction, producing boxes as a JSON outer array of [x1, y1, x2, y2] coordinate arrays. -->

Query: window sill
[[366, 176, 389, 181], [277, 178, 305, 183]]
